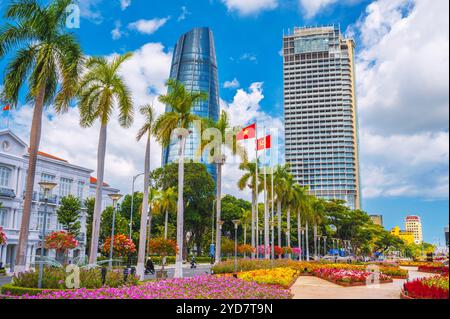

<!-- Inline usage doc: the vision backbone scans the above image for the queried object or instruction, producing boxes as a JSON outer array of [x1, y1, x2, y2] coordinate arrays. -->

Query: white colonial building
[[0, 130, 119, 273]]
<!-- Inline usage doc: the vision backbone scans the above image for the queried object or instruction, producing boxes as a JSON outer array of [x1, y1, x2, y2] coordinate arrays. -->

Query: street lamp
[[323, 236, 327, 256], [108, 193, 123, 269], [232, 219, 241, 273], [130, 173, 144, 240], [216, 220, 224, 264], [37, 182, 57, 289]]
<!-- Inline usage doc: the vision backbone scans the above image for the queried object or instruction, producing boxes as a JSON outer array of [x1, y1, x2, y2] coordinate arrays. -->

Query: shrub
[[10, 268, 139, 290], [102, 234, 136, 257]]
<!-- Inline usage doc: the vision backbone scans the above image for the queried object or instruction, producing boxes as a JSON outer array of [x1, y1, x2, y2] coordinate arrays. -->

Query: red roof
[[29, 148, 68, 162], [90, 176, 110, 187]]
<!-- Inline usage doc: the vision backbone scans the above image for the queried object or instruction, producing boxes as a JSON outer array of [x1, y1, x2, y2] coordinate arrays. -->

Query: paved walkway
[[291, 267, 435, 299]]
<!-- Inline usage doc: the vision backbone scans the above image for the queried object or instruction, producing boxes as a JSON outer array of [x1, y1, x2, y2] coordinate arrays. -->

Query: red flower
[[45, 231, 78, 251], [102, 234, 136, 257], [0, 227, 7, 246]]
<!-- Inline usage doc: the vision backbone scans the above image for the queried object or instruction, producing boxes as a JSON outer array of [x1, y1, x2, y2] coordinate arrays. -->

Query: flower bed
[[237, 268, 300, 288], [418, 266, 449, 275], [20, 275, 293, 299], [399, 261, 444, 267], [313, 268, 392, 287], [402, 276, 449, 299]]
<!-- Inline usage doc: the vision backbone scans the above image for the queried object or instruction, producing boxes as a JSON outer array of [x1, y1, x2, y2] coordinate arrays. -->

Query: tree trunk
[[251, 190, 256, 259], [88, 123, 108, 265], [15, 86, 46, 272], [174, 135, 186, 278], [164, 211, 169, 239], [314, 223, 318, 259], [214, 162, 222, 264], [287, 208, 291, 259], [136, 134, 151, 279], [297, 210, 301, 261], [306, 222, 310, 261], [263, 167, 269, 260], [277, 200, 282, 249]]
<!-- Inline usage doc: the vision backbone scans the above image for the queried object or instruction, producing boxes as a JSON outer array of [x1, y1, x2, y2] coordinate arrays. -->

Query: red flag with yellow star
[[236, 123, 256, 141]]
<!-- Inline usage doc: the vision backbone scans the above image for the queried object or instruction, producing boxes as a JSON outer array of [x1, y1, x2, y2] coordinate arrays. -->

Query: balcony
[[23, 191, 59, 204], [0, 187, 16, 198]]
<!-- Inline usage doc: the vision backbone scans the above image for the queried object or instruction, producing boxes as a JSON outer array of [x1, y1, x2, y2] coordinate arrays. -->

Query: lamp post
[[216, 220, 224, 264], [211, 200, 217, 245], [323, 236, 327, 256], [108, 193, 123, 269], [232, 219, 241, 273], [129, 173, 144, 240], [37, 182, 57, 289], [317, 235, 321, 258]]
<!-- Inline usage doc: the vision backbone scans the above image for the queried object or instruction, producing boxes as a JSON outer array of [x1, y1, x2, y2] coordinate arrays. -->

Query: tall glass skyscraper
[[283, 25, 361, 210], [162, 27, 220, 180]]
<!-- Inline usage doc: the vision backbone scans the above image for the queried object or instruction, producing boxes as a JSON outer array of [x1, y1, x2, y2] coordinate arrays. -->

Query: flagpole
[[263, 127, 269, 260], [271, 166, 275, 260], [254, 123, 259, 259]]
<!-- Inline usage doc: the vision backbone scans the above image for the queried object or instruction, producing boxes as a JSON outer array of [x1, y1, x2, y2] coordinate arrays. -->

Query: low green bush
[[11, 267, 139, 290], [1, 284, 62, 297]]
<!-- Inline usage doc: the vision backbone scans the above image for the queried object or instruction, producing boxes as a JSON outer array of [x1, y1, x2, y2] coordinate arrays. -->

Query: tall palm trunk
[[89, 123, 108, 265], [137, 134, 151, 279], [15, 86, 46, 272], [164, 211, 169, 239], [174, 135, 187, 278], [251, 191, 256, 259], [214, 162, 223, 264], [277, 200, 282, 249], [305, 221, 310, 261], [297, 210, 301, 261], [287, 208, 291, 259], [313, 223, 318, 259]]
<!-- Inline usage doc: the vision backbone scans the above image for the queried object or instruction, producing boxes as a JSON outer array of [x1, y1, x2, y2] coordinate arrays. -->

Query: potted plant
[[45, 231, 78, 265], [148, 237, 178, 279]]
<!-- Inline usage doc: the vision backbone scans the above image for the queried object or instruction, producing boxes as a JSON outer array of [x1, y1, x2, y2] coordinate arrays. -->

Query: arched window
[[0, 166, 12, 188]]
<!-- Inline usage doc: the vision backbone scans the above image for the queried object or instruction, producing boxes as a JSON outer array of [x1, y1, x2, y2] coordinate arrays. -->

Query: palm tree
[[238, 160, 262, 257], [292, 184, 309, 261], [157, 187, 177, 240], [153, 79, 207, 278], [202, 111, 244, 264], [273, 165, 289, 248], [135, 104, 155, 279], [0, 0, 83, 272], [78, 53, 134, 264]]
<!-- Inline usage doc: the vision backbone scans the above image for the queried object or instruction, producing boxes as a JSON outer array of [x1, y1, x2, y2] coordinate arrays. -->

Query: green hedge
[[149, 256, 214, 265], [1, 284, 63, 297]]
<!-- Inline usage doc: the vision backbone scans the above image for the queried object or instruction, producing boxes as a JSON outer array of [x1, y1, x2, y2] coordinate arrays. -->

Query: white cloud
[[351, 0, 450, 200], [120, 0, 131, 10], [177, 6, 191, 21], [221, 0, 278, 16], [240, 53, 257, 62], [298, 0, 364, 18], [111, 20, 123, 40], [128, 17, 170, 35], [8, 42, 173, 194], [77, 0, 103, 23], [220, 82, 284, 199], [223, 78, 240, 89]]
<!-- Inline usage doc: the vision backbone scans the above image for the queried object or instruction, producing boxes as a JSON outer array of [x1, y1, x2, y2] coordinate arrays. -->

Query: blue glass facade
[[162, 27, 220, 180]]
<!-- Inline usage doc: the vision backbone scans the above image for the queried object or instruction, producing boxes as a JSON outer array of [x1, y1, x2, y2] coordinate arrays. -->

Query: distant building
[[88, 177, 120, 211], [0, 130, 120, 273], [390, 226, 415, 245], [445, 225, 449, 247], [405, 216, 423, 245], [283, 25, 361, 210], [162, 27, 220, 181], [370, 215, 383, 227]]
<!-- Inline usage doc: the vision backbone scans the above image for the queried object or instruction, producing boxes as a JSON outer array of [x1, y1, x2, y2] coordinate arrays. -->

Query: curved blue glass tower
[[162, 27, 220, 180]]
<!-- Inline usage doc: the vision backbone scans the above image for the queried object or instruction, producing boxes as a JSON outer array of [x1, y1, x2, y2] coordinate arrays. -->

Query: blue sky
[[0, 0, 448, 244]]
